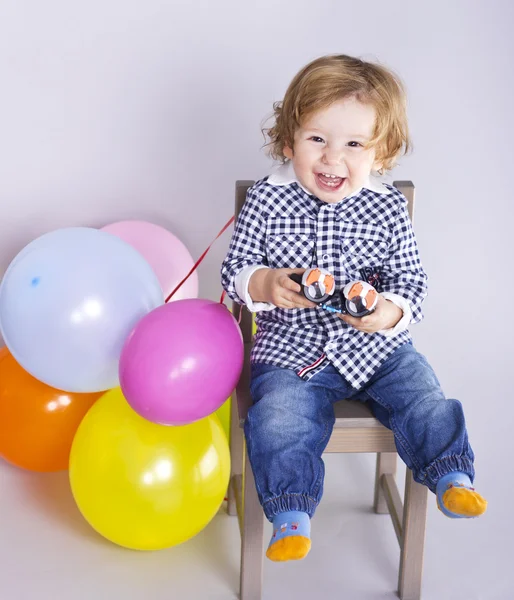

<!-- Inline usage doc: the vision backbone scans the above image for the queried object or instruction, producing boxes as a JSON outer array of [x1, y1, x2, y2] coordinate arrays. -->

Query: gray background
[[0, 1, 512, 598]]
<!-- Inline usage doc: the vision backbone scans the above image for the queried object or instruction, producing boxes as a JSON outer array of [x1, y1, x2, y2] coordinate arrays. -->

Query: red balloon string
[[219, 290, 242, 324], [165, 216, 235, 304]]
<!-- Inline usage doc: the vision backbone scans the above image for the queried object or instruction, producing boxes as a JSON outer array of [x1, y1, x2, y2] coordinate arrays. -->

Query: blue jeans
[[245, 342, 475, 521]]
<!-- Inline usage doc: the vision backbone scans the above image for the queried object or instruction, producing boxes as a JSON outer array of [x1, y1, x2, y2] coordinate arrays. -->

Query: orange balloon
[[0, 347, 103, 472]]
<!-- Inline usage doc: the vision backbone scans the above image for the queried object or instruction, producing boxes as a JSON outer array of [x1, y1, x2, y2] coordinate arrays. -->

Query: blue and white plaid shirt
[[221, 162, 428, 389]]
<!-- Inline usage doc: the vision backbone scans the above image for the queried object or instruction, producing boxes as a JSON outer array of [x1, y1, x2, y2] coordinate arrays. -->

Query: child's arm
[[221, 185, 315, 311], [378, 199, 428, 323], [221, 185, 267, 307], [339, 198, 428, 335]]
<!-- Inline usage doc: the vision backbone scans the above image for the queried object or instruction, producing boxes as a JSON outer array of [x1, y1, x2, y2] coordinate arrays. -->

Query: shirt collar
[[267, 161, 391, 198]]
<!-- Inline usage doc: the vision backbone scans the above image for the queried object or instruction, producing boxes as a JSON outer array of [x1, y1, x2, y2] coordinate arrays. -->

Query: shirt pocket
[[266, 218, 316, 269], [266, 233, 316, 269], [341, 235, 389, 274]]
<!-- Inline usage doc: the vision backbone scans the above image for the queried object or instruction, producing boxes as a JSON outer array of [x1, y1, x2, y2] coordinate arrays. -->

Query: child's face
[[284, 97, 381, 203]]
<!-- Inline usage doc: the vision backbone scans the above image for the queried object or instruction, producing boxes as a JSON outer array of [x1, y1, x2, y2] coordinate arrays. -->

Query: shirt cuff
[[235, 265, 276, 312], [377, 292, 412, 337]]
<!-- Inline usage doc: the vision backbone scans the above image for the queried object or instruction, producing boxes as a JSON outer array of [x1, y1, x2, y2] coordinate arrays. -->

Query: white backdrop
[[0, 1, 513, 597]]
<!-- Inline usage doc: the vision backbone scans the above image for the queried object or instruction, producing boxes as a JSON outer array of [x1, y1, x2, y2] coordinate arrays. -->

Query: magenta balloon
[[119, 299, 243, 425], [101, 220, 198, 301]]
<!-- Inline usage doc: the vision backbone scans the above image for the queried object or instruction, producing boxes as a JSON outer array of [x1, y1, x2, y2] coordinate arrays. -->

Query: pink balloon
[[119, 299, 243, 425], [101, 220, 198, 301]]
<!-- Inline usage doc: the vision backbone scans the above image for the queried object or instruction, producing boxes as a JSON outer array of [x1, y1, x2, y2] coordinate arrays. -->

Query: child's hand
[[249, 268, 317, 309], [338, 295, 402, 333]]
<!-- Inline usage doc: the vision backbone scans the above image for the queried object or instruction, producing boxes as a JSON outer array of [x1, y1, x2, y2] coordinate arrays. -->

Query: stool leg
[[240, 442, 264, 600], [374, 452, 397, 514], [228, 398, 244, 516], [398, 469, 428, 600]]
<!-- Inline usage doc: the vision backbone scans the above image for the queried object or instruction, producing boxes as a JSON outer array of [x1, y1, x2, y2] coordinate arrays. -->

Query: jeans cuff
[[424, 455, 475, 492], [262, 493, 318, 521]]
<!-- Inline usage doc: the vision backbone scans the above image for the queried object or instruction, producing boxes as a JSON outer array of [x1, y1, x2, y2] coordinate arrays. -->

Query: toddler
[[221, 54, 487, 562]]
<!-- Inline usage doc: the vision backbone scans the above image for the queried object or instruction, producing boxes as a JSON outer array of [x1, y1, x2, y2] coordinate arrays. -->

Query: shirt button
[[322, 254, 330, 261], [326, 342, 336, 350]]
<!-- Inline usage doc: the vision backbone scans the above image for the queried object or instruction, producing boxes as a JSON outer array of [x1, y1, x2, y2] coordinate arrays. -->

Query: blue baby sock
[[436, 471, 487, 518], [266, 510, 311, 561]]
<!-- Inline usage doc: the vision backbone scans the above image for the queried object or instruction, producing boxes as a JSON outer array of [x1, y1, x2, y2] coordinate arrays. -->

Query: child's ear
[[370, 143, 383, 174], [372, 159, 384, 176], [283, 145, 294, 160]]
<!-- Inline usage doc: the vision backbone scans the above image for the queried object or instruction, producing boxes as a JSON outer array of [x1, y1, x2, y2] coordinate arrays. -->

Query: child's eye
[[309, 136, 325, 143], [348, 141, 362, 148]]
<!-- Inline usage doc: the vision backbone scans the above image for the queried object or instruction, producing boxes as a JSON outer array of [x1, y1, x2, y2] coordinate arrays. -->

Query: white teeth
[[320, 173, 344, 180], [318, 173, 343, 187]]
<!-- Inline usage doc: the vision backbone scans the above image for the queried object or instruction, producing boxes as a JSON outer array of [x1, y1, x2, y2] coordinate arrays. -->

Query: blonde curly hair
[[263, 55, 411, 172]]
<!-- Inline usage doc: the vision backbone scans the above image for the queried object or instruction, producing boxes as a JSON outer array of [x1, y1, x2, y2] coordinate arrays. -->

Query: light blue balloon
[[0, 227, 164, 392]]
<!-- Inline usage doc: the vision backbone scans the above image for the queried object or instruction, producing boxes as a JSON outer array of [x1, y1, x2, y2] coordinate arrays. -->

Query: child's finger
[[278, 279, 316, 308], [338, 313, 358, 327], [280, 273, 303, 293], [359, 315, 373, 327], [340, 313, 372, 332], [277, 290, 316, 309], [290, 294, 317, 309]]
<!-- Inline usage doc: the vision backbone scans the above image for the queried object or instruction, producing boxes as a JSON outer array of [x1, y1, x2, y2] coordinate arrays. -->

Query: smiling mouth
[[316, 172, 345, 191]]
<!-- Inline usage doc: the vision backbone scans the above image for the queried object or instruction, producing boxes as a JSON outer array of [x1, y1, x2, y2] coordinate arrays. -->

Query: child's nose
[[322, 147, 344, 165]]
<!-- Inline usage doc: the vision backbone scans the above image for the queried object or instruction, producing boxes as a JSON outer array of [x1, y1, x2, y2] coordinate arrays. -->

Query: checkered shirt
[[221, 175, 428, 389]]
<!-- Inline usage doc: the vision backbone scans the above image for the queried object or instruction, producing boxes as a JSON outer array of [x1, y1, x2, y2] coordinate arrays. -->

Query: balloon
[[215, 396, 231, 440], [0, 227, 163, 392], [101, 220, 198, 301], [69, 387, 230, 550], [119, 299, 243, 426], [0, 347, 102, 472]]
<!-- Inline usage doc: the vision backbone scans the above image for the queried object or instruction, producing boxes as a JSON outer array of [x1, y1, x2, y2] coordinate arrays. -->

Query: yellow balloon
[[215, 396, 231, 440], [69, 388, 230, 551]]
